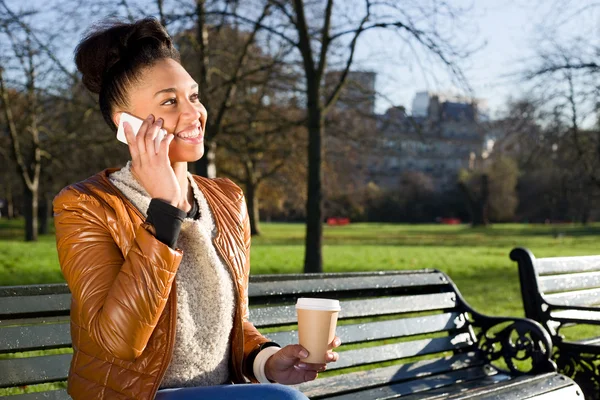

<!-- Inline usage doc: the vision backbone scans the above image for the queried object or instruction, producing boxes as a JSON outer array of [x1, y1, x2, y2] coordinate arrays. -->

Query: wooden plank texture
[[0, 294, 71, 319], [248, 273, 449, 298], [294, 353, 483, 398], [321, 367, 503, 400], [539, 272, 600, 293], [328, 333, 474, 371], [250, 293, 457, 327], [550, 309, 600, 323], [266, 312, 466, 347], [545, 288, 600, 307], [536, 256, 600, 275], [0, 323, 71, 354], [0, 354, 71, 388], [399, 372, 573, 400]]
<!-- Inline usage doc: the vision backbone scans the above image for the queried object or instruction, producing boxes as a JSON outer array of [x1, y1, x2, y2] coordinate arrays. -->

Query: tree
[[166, 0, 277, 178], [261, 0, 476, 272], [217, 77, 305, 235], [523, 1, 600, 188], [0, 40, 43, 241]]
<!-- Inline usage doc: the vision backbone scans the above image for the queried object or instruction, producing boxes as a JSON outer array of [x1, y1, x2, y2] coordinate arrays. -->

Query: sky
[[4, 0, 597, 121], [351, 0, 598, 118]]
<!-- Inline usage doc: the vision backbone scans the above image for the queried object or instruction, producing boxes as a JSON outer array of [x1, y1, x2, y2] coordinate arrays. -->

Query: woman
[[53, 17, 340, 400]]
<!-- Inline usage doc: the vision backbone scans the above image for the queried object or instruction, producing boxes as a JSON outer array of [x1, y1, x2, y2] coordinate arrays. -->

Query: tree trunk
[[23, 185, 38, 242], [303, 104, 324, 273], [458, 174, 489, 227], [38, 192, 50, 235], [245, 179, 261, 236], [7, 196, 14, 219], [194, 139, 217, 178], [6, 182, 14, 219]]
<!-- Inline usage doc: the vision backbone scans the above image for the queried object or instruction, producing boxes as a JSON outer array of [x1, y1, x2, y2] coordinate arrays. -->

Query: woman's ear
[[112, 111, 122, 129]]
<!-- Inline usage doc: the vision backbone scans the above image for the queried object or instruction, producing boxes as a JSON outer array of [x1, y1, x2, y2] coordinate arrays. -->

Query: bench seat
[[1, 270, 582, 399], [512, 247, 600, 400]]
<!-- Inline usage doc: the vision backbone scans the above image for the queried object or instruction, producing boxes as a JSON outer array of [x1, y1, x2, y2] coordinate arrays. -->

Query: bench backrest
[[511, 247, 600, 326], [1, 270, 484, 398]]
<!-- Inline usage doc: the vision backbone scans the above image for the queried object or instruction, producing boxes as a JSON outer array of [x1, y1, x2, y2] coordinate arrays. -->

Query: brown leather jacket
[[53, 169, 270, 400]]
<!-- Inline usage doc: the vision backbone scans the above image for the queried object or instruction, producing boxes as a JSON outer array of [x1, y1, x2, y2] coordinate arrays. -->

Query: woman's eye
[[190, 93, 200, 102], [161, 98, 176, 106]]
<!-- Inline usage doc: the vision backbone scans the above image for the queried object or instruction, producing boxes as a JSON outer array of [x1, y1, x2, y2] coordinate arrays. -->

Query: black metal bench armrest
[[473, 315, 556, 375]]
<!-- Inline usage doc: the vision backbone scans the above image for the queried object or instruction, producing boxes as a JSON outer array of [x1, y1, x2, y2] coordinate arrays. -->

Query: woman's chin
[[168, 146, 205, 163]]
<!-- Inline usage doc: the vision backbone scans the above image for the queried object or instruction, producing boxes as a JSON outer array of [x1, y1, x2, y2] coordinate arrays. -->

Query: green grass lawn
[[1, 218, 599, 317], [1, 218, 599, 395]]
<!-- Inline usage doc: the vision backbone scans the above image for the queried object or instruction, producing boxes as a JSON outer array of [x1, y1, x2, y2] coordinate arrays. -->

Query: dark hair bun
[[75, 17, 176, 94]]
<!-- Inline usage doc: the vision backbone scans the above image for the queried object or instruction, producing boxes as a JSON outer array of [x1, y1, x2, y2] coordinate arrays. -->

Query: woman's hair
[[75, 18, 180, 130]]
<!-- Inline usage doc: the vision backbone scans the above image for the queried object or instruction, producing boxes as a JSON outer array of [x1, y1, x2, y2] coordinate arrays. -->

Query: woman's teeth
[[177, 129, 199, 139]]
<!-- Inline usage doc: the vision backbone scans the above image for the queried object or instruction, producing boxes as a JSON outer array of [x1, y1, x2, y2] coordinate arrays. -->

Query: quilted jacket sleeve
[[53, 186, 183, 361]]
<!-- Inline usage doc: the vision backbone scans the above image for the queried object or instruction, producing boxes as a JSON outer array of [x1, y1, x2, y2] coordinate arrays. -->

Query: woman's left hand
[[264, 336, 342, 385]]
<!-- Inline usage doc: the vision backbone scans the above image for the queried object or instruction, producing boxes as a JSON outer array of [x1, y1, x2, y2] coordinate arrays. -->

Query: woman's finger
[[159, 133, 174, 157], [297, 362, 327, 371], [123, 121, 139, 159], [326, 351, 339, 362], [330, 336, 342, 348], [145, 118, 163, 153], [137, 114, 154, 156]]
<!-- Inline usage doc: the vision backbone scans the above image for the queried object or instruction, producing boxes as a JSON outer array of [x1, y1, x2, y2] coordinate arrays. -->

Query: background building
[[369, 92, 487, 190]]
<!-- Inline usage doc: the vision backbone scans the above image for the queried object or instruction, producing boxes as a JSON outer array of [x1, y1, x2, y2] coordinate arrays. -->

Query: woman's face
[[113, 58, 207, 163]]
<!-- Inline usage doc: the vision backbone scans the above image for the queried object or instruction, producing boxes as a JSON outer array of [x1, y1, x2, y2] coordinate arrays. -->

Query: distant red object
[[327, 217, 350, 226], [439, 218, 461, 225]]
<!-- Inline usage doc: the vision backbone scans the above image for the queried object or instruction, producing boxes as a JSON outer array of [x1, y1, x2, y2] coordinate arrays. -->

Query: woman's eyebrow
[[154, 83, 199, 97]]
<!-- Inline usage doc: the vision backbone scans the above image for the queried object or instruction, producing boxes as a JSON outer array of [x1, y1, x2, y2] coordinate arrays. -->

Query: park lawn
[[1, 218, 600, 317], [1, 219, 600, 395]]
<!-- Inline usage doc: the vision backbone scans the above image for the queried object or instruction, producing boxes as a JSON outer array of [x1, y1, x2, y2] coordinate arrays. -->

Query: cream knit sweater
[[109, 162, 236, 388]]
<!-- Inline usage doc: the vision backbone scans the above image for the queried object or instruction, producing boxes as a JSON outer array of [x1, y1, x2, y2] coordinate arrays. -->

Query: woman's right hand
[[123, 114, 180, 207]]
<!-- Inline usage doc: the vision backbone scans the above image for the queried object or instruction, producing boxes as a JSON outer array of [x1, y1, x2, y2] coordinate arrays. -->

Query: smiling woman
[[51, 17, 336, 400]]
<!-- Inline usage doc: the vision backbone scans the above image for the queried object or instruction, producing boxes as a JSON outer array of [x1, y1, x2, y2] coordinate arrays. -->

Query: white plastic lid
[[295, 298, 341, 311]]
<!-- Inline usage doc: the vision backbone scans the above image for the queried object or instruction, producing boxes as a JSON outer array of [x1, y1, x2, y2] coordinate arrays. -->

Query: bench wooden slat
[[329, 333, 473, 371], [539, 272, 600, 293], [0, 285, 69, 297], [0, 323, 71, 354], [321, 366, 502, 400], [575, 337, 600, 345], [536, 256, 600, 275], [525, 385, 585, 400], [248, 272, 449, 298], [6, 390, 69, 400], [266, 312, 466, 346], [0, 354, 70, 388], [249, 271, 436, 282], [250, 292, 457, 327], [545, 288, 600, 307], [399, 372, 574, 400], [294, 352, 482, 398], [550, 309, 600, 323], [0, 294, 71, 319]]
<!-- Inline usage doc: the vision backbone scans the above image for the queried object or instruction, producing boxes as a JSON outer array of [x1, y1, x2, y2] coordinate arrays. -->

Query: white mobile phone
[[116, 112, 167, 153]]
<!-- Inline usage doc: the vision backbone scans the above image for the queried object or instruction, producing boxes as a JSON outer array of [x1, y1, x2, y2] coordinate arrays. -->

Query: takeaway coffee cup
[[295, 298, 341, 363]]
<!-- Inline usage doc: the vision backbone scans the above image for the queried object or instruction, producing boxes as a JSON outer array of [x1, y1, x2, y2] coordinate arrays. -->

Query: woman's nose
[[180, 99, 202, 120]]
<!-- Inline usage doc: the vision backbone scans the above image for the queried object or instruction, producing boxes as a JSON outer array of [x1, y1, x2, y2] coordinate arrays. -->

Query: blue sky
[[352, 0, 598, 118], [5, 0, 597, 120]]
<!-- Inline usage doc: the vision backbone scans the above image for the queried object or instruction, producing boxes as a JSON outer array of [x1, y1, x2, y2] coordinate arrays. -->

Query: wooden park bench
[[1, 270, 583, 399], [511, 247, 600, 400]]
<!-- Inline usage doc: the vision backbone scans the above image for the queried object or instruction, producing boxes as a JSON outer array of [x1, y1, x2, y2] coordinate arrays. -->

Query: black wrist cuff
[[146, 198, 186, 249]]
